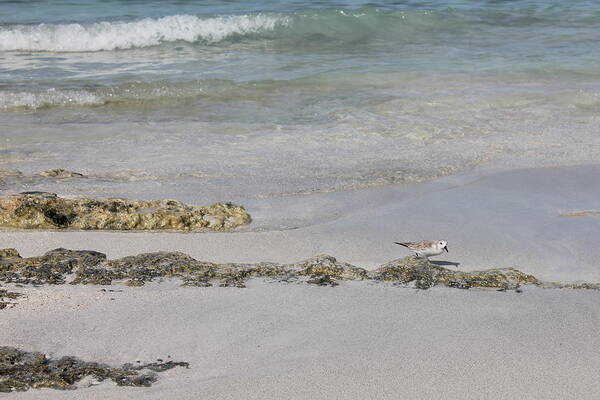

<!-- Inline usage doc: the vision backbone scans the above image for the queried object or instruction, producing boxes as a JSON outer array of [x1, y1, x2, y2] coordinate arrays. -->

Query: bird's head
[[438, 240, 448, 252]]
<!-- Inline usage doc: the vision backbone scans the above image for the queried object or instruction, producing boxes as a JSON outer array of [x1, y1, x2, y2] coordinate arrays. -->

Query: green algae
[[0, 346, 188, 393], [0, 192, 250, 231]]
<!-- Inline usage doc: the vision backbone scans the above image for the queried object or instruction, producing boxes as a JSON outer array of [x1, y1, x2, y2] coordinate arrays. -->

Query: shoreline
[[2, 163, 599, 282]]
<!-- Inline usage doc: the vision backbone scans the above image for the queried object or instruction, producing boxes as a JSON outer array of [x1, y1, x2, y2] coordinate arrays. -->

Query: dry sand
[[2, 165, 600, 399], [3, 282, 600, 399]]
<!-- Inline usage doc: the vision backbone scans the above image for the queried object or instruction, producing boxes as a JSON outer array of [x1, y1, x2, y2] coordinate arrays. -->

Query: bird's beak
[[444, 245, 449, 252]]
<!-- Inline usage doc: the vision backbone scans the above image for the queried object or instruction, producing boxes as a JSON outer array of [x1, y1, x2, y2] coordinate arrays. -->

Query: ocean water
[[1, 0, 600, 201]]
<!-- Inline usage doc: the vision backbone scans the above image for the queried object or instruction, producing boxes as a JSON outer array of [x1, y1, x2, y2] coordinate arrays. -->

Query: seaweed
[[0, 346, 188, 393]]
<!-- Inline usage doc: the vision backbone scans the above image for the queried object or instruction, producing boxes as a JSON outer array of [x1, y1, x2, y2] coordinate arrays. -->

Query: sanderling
[[394, 240, 448, 258]]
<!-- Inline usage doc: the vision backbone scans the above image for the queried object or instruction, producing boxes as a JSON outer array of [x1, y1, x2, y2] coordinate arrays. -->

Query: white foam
[[0, 89, 103, 109], [0, 14, 287, 52]]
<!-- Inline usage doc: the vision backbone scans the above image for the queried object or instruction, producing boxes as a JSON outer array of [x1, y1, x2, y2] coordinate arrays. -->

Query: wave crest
[[0, 14, 288, 52]]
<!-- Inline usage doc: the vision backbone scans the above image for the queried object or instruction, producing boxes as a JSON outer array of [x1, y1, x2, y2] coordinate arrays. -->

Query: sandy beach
[[3, 0, 600, 396], [2, 164, 600, 399], [3, 282, 600, 400], [4, 164, 600, 282]]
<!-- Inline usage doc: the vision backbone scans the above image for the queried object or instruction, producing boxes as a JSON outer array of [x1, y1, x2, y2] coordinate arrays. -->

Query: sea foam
[[0, 14, 287, 52], [0, 89, 103, 109]]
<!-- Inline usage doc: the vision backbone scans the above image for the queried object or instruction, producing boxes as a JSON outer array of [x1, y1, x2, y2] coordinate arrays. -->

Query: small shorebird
[[395, 240, 448, 258]]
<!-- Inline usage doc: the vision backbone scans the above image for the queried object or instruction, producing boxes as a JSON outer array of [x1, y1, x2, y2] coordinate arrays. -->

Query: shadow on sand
[[430, 260, 461, 268]]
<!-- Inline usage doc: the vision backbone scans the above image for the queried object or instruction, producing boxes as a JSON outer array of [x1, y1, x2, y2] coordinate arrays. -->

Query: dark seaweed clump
[[0, 346, 188, 393]]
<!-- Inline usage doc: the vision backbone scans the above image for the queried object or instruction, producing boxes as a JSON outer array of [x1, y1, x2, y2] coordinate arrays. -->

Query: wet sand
[[4, 164, 600, 281]]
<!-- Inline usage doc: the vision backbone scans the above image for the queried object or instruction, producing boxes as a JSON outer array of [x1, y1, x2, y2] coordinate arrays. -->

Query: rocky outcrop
[[0, 346, 188, 392], [0, 192, 250, 231], [368, 256, 539, 290], [1, 248, 594, 295]]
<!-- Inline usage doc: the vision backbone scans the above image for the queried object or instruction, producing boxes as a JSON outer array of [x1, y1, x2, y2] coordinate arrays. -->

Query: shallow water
[[1, 0, 599, 199]]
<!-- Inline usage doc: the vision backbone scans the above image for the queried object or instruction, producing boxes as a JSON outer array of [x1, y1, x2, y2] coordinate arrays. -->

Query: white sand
[[2, 165, 600, 399], [2, 282, 600, 399]]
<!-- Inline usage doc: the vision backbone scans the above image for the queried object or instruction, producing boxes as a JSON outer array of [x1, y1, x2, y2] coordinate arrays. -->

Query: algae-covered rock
[[0, 192, 250, 231], [0, 249, 21, 259], [0, 346, 188, 392], [369, 256, 539, 290], [0, 248, 594, 294], [0, 248, 106, 285], [306, 275, 339, 286], [38, 169, 85, 178], [291, 254, 369, 280], [0, 249, 367, 289]]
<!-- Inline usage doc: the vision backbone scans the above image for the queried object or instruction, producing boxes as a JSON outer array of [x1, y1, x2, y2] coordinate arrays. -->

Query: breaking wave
[[0, 14, 288, 52], [0, 7, 589, 53]]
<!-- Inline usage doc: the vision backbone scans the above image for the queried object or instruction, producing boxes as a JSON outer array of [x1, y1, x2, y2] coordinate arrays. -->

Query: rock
[[369, 256, 539, 290], [0, 192, 250, 231], [0, 249, 594, 293], [0, 346, 188, 392], [306, 275, 339, 286], [38, 169, 85, 178], [181, 276, 212, 287], [290, 254, 369, 280], [0, 248, 106, 285], [0, 249, 20, 259]]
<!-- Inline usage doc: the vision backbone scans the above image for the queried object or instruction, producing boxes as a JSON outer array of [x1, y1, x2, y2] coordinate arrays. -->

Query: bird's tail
[[394, 242, 410, 248]]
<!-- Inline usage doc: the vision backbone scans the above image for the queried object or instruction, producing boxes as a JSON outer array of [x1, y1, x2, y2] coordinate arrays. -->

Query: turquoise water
[[2, 1, 600, 88], [1, 1, 599, 199]]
